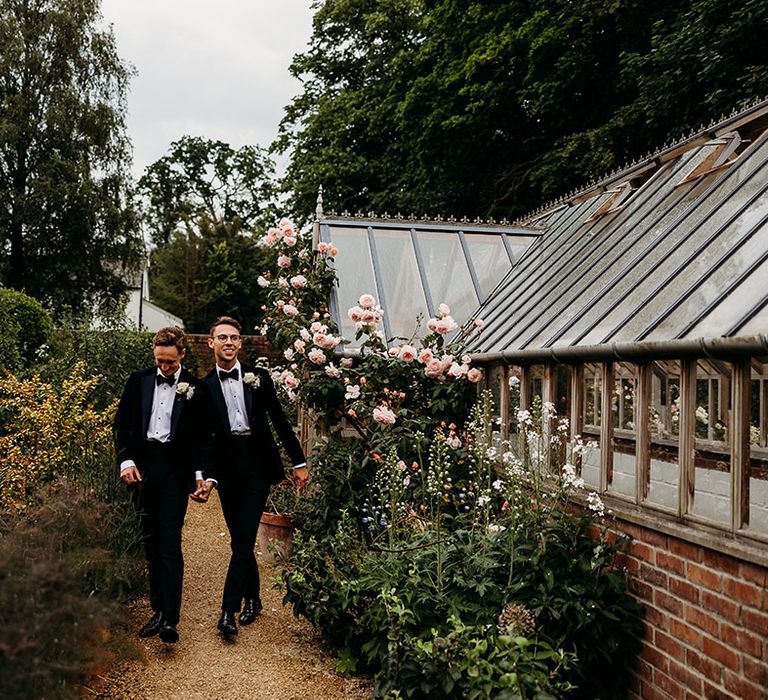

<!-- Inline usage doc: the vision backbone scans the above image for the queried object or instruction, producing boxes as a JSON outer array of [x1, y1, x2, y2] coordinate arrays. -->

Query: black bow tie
[[219, 368, 239, 381], [156, 374, 176, 386]]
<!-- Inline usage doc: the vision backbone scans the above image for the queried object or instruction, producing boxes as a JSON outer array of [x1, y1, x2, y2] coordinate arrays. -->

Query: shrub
[[0, 480, 143, 699], [0, 291, 22, 372], [0, 288, 55, 366]]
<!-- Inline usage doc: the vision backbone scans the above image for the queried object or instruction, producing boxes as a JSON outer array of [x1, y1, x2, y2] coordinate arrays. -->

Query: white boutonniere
[[176, 382, 195, 400], [243, 372, 261, 389]]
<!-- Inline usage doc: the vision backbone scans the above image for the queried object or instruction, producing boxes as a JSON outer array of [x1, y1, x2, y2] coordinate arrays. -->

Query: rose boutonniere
[[176, 382, 195, 400], [243, 372, 261, 390]]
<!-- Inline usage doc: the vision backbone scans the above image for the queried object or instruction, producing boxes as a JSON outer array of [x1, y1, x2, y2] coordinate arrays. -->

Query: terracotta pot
[[258, 511, 295, 564]]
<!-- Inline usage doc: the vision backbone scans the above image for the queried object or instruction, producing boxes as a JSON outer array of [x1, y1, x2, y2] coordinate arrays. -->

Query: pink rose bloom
[[373, 405, 396, 425], [425, 359, 443, 378], [418, 348, 434, 364], [279, 217, 295, 233], [467, 368, 483, 383], [340, 358, 354, 368], [318, 241, 330, 253], [275, 299, 285, 308], [474, 318, 485, 329], [299, 328, 311, 341], [462, 354, 472, 365], [438, 303, 451, 316], [447, 362, 468, 378], [283, 349, 295, 361], [280, 370, 300, 389], [446, 434, 462, 449], [257, 275, 269, 288], [358, 294, 376, 309], [329, 246, 338, 257], [427, 317, 438, 332], [361, 309, 378, 324], [388, 347, 399, 357], [283, 304, 299, 318], [322, 336, 340, 349], [269, 226, 283, 239], [324, 363, 340, 378], [277, 255, 291, 269], [347, 306, 363, 322], [440, 354, 454, 371], [290, 275, 307, 288], [310, 321, 325, 332], [284, 236, 297, 247], [435, 316, 458, 334], [263, 232, 278, 246], [308, 348, 326, 365], [279, 277, 289, 287], [398, 345, 417, 362], [293, 339, 306, 354]]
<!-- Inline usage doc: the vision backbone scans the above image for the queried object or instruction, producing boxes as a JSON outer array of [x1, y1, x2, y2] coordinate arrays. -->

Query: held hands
[[120, 466, 142, 485], [190, 479, 215, 503]]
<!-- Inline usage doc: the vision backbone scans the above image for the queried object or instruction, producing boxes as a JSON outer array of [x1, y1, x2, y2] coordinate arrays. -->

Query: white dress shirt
[[217, 361, 251, 434]]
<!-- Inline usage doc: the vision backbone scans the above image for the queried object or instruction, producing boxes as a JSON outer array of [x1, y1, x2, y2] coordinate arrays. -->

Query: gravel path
[[98, 492, 370, 699]]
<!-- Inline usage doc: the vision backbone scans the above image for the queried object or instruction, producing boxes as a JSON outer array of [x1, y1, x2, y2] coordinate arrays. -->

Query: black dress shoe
[[158, 623, 179, 644], [139, 611, 163, 638], [239, 598, 263, 626], [217, 611, 238, 636]]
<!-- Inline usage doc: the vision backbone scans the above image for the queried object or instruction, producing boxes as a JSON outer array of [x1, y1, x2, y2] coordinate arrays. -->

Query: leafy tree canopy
[[139, 137, 277, 333], [276, 0, 768, 220], [0, 0, 141, 312]]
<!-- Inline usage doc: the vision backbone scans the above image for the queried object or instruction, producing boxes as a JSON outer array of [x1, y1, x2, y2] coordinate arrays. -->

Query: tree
[[138, 136, 277, 247], [276, 0, 768, 220], [0, 0, 140, 311], [139, 137, 277, 332]]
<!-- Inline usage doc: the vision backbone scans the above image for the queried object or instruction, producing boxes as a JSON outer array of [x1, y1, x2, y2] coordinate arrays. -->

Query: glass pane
[[581, 363, 602, 488], [681, 237, 768, 339], [329, 227, 376, 344], [416, 230, 479, 325], [645, 360, 680, 511], [748, 360, 768, 534], [372, 228, 429, 342], [505, 235, 537, 263], [691, 360, 732, 524], [609, 362, 636, 499], [464, 234, 511, 299]]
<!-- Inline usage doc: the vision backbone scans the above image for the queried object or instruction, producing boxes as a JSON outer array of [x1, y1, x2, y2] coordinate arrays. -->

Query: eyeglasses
[[214, 334, 242, 343]]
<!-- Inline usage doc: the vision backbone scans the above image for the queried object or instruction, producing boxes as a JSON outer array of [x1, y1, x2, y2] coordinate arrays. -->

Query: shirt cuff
[[119, 460, 136, 474], [194, 470, 218, 485], [292, 462, 307, 470]]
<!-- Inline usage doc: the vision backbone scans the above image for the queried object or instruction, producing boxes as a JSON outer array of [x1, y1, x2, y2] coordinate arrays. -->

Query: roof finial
[[315, 184, 324, 221]]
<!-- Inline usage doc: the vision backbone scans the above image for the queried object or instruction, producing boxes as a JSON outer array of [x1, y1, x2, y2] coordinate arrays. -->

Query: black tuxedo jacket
[[204, 363, 305, 485], [113, 367, 213, 482]]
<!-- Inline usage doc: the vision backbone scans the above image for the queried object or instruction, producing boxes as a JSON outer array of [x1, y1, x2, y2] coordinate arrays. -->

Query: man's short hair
[[209, 316, 242, 336], [152, 326, 186, 352]]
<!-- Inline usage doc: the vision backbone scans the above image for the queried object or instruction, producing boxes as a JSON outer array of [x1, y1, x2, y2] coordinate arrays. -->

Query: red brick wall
[[617, 520, 768, 699], [184, 334, 277, 377]]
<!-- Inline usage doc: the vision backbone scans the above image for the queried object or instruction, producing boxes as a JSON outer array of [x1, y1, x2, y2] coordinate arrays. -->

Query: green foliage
[[0, 0, 141, 311], [0, 288, 55, 365], [277, 0, 768, 219], [284, 395, 643, 698], [0, 291, 21, 372], [0, 480, 144, 699]]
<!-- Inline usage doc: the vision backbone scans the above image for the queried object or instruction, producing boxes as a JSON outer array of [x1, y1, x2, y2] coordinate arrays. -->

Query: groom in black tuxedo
[[114, 326, 212, 644], [194, 316, 308, 637]]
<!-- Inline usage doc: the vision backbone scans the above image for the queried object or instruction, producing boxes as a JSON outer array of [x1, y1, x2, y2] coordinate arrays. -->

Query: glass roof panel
[[416, 230, 479, 326], [464, 234, 512, 298], [327, 226, 376, 342], [372, 228, 429, 341], [570, 139, 768, 346], [591, 146, 768, 344], [737, 295, 768, 336], [681, 247, 768, 339]]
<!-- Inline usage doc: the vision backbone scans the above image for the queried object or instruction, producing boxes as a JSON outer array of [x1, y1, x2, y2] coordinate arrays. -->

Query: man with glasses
[[195, 316, 308, 637], [114, 326, 213, 644]]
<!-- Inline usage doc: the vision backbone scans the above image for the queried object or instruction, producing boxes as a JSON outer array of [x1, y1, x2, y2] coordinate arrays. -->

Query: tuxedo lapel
[[206, 373, 231, 431], [243, 368, 254, 422], [141, 372, 155, 435]]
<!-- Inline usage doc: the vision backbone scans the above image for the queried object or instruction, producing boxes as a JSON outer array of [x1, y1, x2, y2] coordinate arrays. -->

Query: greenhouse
[[313, 97, 768, 699]]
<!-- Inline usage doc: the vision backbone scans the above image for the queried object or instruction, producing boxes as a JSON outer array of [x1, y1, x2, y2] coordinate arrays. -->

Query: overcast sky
[[100, 0, 315, 179]]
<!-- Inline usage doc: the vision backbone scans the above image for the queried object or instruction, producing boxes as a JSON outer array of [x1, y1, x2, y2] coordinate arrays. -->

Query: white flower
[[358, 293, 376, 309], [324, 363, 340, 378], [446, 435, 462, 449], [477, 494, 491, 507], [487, 523, 507, 535], [278, 276, 289, 287], [277, 254, 291, 269], [473, 318, 485, 329], [373, 405, 396, 425], [437, 302, 451, 316], [508, 376, 520, 387], [492, 479, 505, 492], [175, 382, 195, 400], [257, 275, 270, 288], [586, 492, 605, 516], [340, 358, 354, 368], [283, 304, 299, 318], [284, 349, 295, 361], [300, 328, 311, 341], [243, 372, 260, 389], [345, 384, 361, 400]]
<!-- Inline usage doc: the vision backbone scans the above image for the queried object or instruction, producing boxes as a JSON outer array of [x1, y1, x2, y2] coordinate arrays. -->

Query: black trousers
[[217, 436, 270, 613], [129, 442, 189, 626]]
